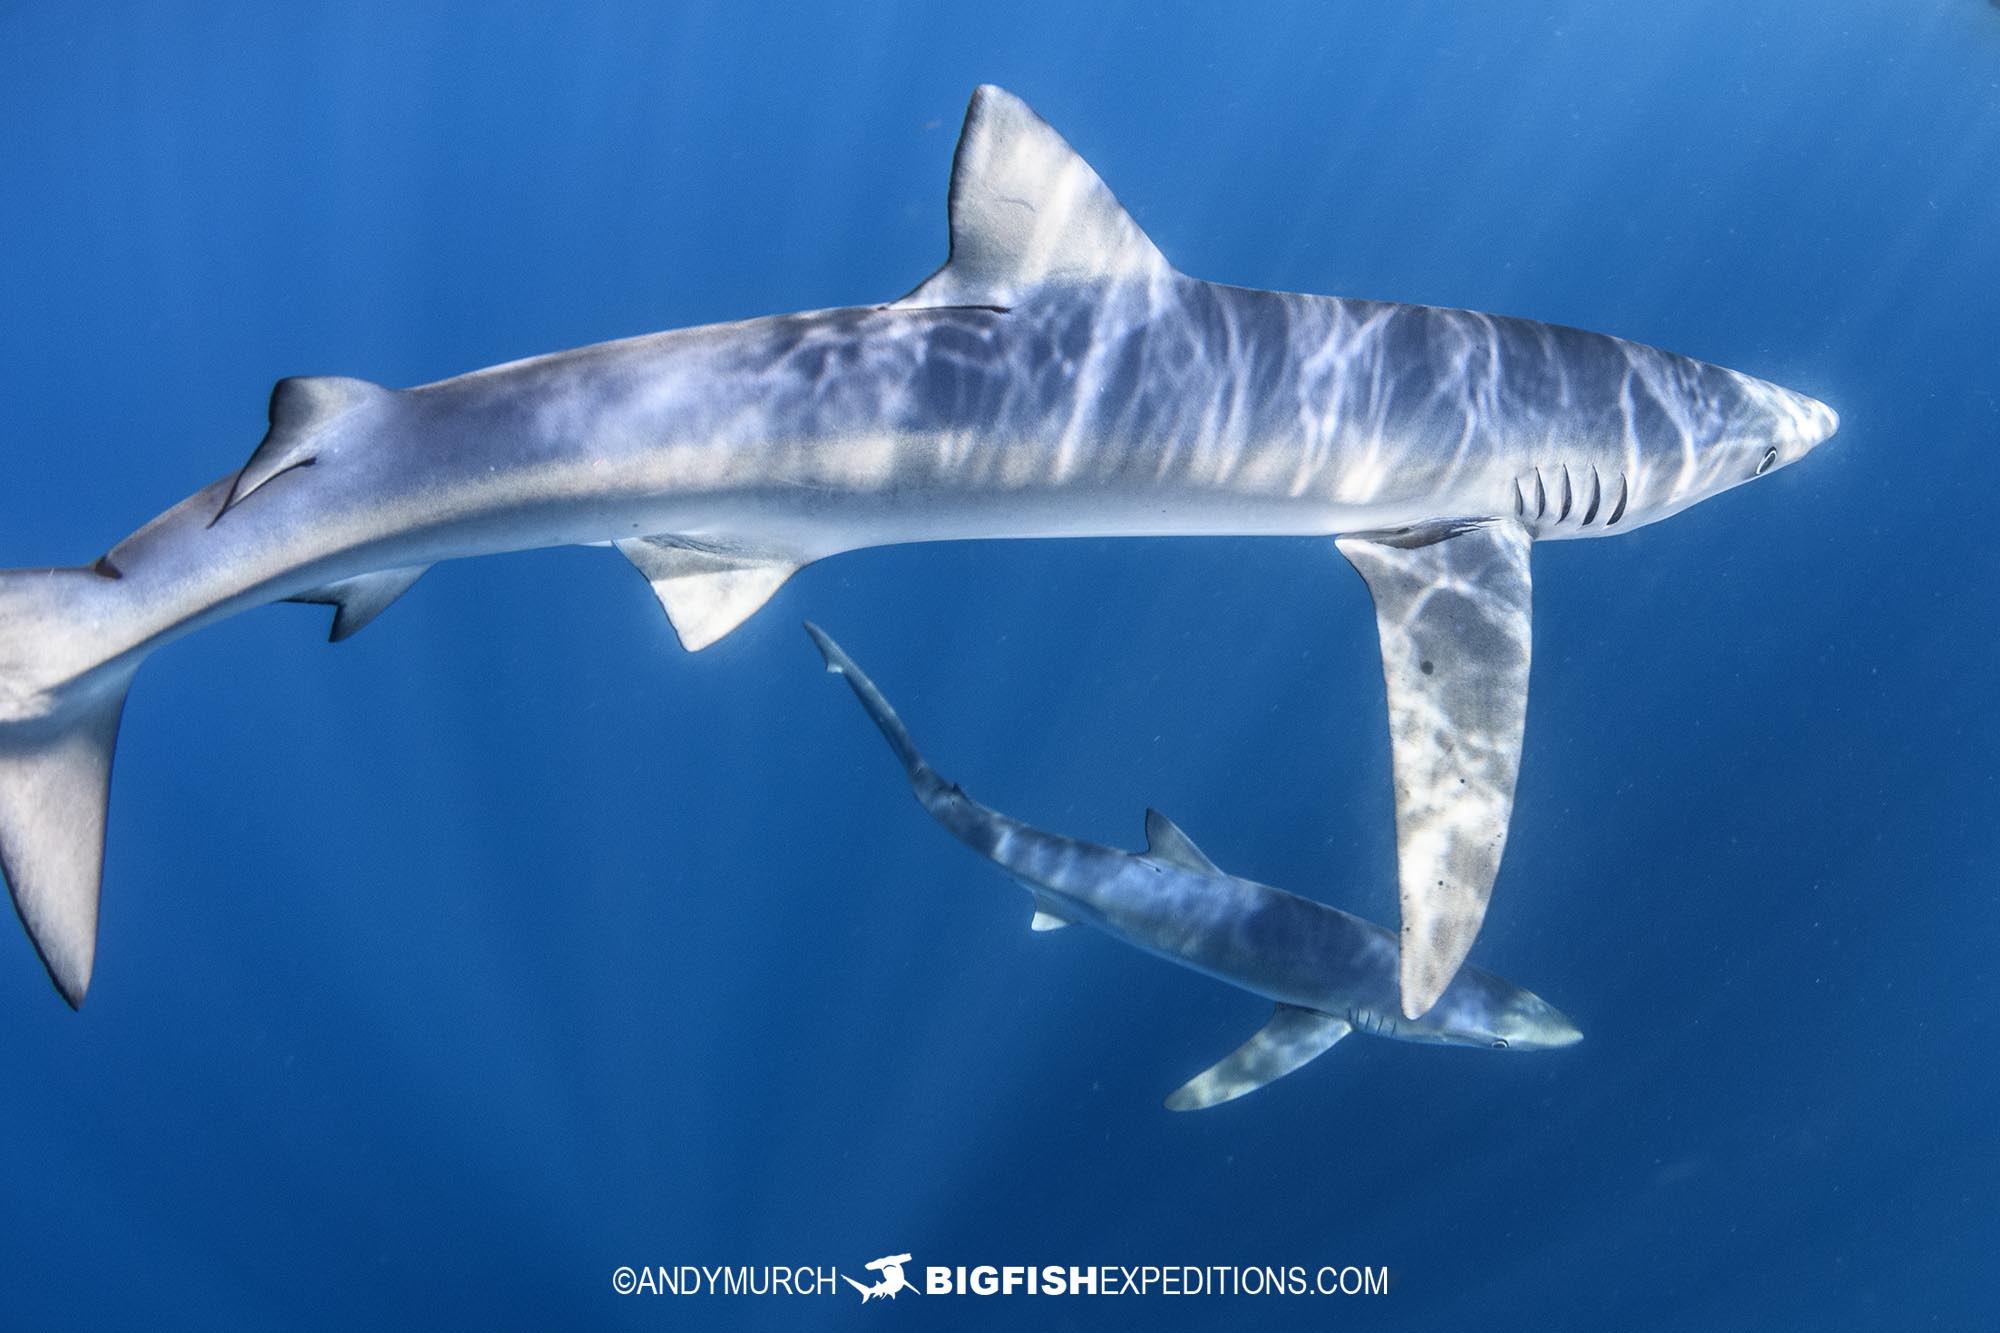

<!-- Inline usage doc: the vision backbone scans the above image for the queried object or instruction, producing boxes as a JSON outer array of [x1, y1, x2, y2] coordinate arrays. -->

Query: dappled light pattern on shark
[[1337, 519, 1534, 1017], [1165, 1006, 1352, 1112], [0, 84, 1834, 1009]]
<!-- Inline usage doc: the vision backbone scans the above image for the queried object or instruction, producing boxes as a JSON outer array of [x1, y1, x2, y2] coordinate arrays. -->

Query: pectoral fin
[[1165, 1005, 1350, 1111], [1335, 518, 1533, 1020], [1027, 889, 1074, 931], [616, 537, 804, 652]]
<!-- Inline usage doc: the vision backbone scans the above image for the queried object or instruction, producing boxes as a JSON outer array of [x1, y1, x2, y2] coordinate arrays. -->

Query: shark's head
[[1620, 361, 1838, 530], [1415, 972, 1583, 1052], [1705, 367, 1838, 489], [1479, 985, 1584, 1052]]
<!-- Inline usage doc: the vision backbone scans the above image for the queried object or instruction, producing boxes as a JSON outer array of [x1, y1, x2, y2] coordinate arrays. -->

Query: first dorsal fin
[[896, 85, 1169, 310], [1142, 808, 1223, 875]]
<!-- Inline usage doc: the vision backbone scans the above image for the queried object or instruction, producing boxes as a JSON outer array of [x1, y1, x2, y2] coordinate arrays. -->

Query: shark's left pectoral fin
[[616, 537, 805, 652], [1165, 1005, 1351, 1111], [287, 564, 431, 642], [1335, 518, 1534, 1021]]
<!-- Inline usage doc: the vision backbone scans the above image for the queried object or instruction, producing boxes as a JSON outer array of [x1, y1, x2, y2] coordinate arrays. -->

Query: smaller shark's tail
[[0, 565, 137, 1007], [803, 622, 949, 806]]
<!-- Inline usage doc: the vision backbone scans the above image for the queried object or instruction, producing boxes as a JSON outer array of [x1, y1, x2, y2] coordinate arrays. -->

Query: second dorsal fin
[[897, 85, 1169, 309]]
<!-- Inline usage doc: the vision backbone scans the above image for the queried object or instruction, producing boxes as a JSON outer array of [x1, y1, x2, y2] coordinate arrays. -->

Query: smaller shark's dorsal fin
[[1142, 808, 1223, 875], [1165, 1005, 1351, 1111], [286, 564, 431, 642], [616, 536, 804, 652], [896, 85, 1169, 309]]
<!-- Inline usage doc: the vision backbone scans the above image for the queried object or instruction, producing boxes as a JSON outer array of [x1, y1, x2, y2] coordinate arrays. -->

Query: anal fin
[[616, 537, 803, 652], [1165, 1005, 1350, 1111], [1335, 518, 1534, 1020], [287, 564, 430, 642]]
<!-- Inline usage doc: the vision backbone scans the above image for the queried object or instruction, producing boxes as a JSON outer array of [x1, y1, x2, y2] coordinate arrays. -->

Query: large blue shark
[[805, 623, 1581, 1109], [0, 85, 1834, 1011]]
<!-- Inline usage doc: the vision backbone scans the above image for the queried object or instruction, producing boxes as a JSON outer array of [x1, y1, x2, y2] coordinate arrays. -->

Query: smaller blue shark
[[806, 624, 1580, 1110]]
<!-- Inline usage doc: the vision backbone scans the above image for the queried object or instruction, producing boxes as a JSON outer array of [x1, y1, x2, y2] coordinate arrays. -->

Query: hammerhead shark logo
[[844, 1253, 919, 1303]]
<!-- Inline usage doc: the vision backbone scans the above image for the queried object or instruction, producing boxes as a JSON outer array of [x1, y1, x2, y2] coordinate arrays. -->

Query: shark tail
[[803, 622, 949, 805], [0, 564, 139, 1008]]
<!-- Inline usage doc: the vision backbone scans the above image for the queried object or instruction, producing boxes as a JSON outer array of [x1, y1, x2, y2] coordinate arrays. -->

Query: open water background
[[2, 2, 1995, 1327]]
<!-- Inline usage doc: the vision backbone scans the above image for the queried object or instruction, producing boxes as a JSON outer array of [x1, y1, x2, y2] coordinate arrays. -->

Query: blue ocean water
[[2, 1, 1995, 1327]]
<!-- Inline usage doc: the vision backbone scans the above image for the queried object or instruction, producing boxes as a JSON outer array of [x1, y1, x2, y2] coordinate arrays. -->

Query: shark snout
[[1504, 992, 1583, 1050], [1795, 391, 1838, 451], [1776, 386, 1839, 464]]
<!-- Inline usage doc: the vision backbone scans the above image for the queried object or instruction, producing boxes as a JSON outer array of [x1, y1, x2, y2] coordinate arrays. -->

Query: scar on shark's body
[[0, 85, 1835, 1012]]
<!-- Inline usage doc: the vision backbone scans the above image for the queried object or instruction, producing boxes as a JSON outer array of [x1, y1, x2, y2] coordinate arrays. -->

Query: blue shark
[[0, 85, 1834, 1010], [805, 623, 1580, 1109]]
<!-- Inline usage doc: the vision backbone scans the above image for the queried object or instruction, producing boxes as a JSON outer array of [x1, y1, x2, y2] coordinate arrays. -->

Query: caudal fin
[[802, 622, 947, 804], [0, 567, 135, 1007]]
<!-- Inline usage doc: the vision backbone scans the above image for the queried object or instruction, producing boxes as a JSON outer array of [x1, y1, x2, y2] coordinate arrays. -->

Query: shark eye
[[1755, 446, 1779, 477], [1491, 1038, 1509, 1049]]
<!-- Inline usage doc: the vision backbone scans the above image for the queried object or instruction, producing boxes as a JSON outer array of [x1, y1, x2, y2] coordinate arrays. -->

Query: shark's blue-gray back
[[0, 84, 1834, 1014]]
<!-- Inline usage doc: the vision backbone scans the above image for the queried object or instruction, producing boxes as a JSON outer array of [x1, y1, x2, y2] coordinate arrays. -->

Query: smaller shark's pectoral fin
[[1165, 1005, 1351, 1111], [1336, 518, 1534, 1021], [286, 564, 430, 642], [1021, 885, 1074, 931], [616, 537, 804, 652], [1141, 808, 1223, 874]]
